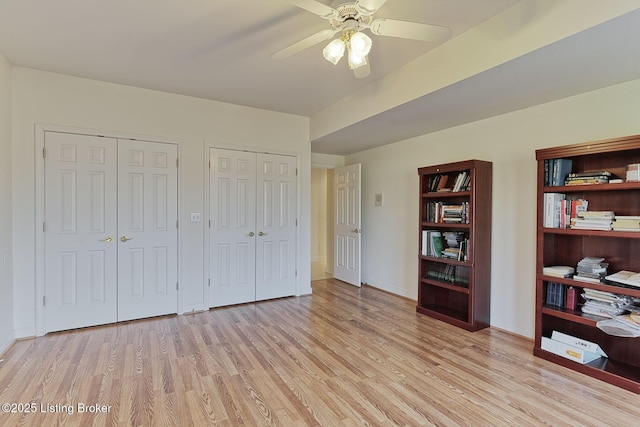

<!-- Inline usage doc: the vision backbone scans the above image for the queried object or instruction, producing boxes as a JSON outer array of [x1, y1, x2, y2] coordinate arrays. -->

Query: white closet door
[[255, 153, 297, 301], [334, 163, 361, 287], [117, 140, 179, 321], [44, 132, 118, 332], [209, 148, 257, 307]]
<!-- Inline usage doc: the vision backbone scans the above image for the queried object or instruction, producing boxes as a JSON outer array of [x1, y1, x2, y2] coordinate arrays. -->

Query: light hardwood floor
[[1, 279, 639, 426]]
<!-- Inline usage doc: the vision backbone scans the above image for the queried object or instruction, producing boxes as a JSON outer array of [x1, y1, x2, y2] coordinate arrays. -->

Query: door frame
[[35, 124, 182, 337], [203, 143, 302, 307]]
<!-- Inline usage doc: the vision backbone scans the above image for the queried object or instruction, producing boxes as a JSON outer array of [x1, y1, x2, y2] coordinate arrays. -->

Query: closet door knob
[[100, 237, 114, 243], [247, 232, 255, 237], [120, 235, 133, 242], [258, 231, 268, 236]]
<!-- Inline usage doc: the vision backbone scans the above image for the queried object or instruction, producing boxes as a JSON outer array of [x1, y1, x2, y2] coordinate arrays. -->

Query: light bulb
[[323, 39, 345, 65]]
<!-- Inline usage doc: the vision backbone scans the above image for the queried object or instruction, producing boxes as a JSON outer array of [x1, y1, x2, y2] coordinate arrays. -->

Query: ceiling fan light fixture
[[347, 49, 368, 69], [323, 38, 346, 65], [349, 31, 372, 56]]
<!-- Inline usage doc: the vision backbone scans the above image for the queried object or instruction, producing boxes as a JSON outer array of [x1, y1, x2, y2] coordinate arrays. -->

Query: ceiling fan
[[273, 0, 452, 78]]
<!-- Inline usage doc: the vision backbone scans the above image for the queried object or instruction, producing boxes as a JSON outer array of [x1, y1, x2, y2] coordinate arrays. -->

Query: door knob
[[120, 235, 133, 242], [247, 232, 255, 237], [258, 231, 268, 236], [351, 228, 361, 234], [100, 236, 114, 243]]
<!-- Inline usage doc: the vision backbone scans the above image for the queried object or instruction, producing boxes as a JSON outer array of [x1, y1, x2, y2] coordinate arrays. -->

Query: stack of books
[[573, 257, 608, 283], [564, 170, 611, 186], [581, 288, 631, 318], [612, 216, 640, 232], [570, 211, 615, 230], [442, 203, 469, 223]]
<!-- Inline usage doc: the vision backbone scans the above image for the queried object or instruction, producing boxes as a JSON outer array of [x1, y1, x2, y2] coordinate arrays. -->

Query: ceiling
[[1, 1, 639, 155]]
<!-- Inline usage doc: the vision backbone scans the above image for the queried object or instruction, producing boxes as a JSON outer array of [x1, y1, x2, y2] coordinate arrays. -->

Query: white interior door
[[334, 164, 361, 287], [44, 132, 118, 332], [209, 148, 257, 307], [255, 153, 297, 301], [117, 140, 179, 321]]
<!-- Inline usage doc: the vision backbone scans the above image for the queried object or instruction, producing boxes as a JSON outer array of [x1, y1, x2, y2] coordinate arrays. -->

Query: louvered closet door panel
[[209, 148, 257, 307], [255, 153, 297, 301], [44, 132, 118, 332], [117, 140, 178, 321]]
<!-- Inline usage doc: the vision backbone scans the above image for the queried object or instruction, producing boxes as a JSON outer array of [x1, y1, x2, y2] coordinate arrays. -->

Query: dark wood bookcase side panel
[[535, 134, 640, 393], [417, 160, 492, 332]]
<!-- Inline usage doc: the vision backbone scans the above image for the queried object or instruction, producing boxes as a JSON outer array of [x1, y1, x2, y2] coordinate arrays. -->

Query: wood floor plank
[[1, 279, 640, 426]]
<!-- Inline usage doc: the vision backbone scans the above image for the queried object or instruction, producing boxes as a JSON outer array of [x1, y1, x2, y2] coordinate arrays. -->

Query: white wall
[[0, 53, 14, 353], [346, 78, 640, 338], [11, 67, 311, 337]]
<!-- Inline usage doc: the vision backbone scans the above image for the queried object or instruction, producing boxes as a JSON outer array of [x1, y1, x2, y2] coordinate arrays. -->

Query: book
[[543, 266, 575, 278], [577, 211, 615, 219], [435, 175, 449, 191], [429, 231, 444, 258], [544, 193, 565, 228], [567, 171, 612, 178], [552, 158, 573, 186]]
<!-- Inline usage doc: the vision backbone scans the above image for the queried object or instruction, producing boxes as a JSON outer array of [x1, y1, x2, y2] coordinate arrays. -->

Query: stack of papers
[[581, 288, 631, 318]]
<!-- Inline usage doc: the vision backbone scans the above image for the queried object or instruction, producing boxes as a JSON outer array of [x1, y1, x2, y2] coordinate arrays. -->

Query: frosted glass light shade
[[349, 32, 372, 56], [348, 50, 368, 69], [323, 39, 346, 65]]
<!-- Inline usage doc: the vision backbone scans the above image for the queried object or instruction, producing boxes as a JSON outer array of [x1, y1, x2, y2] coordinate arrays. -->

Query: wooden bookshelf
[[535, 134, 640, 394], [417, 160, 492, 331]]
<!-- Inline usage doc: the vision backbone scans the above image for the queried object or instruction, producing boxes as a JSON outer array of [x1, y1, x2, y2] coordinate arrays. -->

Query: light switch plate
[[375, 193, 383, 207], [190, 213, 201, 223]]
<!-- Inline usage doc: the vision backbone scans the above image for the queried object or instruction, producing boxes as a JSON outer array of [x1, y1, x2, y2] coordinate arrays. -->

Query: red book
[[565, 286, 577, 310]]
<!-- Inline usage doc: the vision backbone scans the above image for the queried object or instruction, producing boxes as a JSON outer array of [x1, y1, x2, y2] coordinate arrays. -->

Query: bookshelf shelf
[[542, 228, 640, 239], [422, 190, 471, 199], [543, 181, 640, 193], [417, 160, 492, 332], [535, 134, 640, 394], [421, 222, 470, 230], [419, 255, 470, 266], [420, 278, 471, 294]]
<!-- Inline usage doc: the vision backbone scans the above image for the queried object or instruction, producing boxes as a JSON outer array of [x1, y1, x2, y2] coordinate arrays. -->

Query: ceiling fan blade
[[272, 29, 337, 59], [370, 19, 452, 42], [355, 0, 388, 16], [353, 61, 371, 79], [282, 0, 339, 19]]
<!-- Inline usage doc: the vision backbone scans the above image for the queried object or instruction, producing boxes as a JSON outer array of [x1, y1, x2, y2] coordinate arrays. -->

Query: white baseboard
[[14, 326, 36, 339]]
